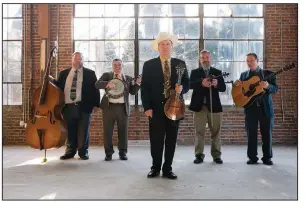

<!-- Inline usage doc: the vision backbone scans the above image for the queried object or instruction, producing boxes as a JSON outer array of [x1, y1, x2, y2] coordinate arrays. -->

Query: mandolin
[[164, 63, 186, 121]]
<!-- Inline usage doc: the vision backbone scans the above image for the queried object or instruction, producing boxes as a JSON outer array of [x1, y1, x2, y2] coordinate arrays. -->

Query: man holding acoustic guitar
[[141, 32, 190, 179], [234, 53, 278, 165], [95, 59, 141, 161], [189, 50, 227, 165]]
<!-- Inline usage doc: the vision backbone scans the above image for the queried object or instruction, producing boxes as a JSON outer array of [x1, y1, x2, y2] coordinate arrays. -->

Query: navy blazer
[[52, 67, 100, 114], [239, 68, 278, 118], [141, 57, 190, 118]]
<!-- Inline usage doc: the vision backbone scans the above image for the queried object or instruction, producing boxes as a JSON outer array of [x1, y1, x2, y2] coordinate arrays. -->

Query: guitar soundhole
[[242, 87, 256, 97], [249, 84, 254, 91]]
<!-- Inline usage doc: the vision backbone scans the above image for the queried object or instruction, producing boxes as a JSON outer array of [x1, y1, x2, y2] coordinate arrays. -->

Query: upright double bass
[[25, 46, 67, 162]]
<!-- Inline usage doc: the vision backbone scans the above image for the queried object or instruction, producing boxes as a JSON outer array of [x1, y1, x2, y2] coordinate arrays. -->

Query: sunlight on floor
[[39, 192, 57, 200], [15, 156, 58, 167]]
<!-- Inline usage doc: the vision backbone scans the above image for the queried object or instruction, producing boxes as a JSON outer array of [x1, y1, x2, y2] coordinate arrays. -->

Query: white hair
[[72, 52, 84, 61]]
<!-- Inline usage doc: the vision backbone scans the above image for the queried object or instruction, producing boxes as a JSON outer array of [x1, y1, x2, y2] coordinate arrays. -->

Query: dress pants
[[102, 103, 128, 156], [245, 103, 273, 161], [63, 103, 92, 156], [194, 105, 222, 159], [149, 110, 180, 173]]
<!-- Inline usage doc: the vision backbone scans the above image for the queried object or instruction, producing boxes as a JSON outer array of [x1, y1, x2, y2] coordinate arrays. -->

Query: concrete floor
[[3, 145, 297, 200]]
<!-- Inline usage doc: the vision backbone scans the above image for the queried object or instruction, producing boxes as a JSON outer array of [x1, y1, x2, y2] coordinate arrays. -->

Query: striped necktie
[[163, 59, 171, 98], [70, 70, 78, 101]]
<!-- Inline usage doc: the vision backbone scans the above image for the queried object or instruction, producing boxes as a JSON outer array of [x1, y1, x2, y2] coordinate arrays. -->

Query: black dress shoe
[[213, 158, 223, 164], [247, 159, 258, 164], [119, 155, 128, 160], [147, 170, 160, 178], [262, 158, 273, 165], [162, 171, 178, 179], [60, 154, 75, 160], [105, 155, 112, 161], [194, 156, 204, 164], [79, 154, 89, 160]]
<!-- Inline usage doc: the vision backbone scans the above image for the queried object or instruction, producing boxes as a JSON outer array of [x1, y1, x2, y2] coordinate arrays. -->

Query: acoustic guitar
[[232, 63, 295, 108]]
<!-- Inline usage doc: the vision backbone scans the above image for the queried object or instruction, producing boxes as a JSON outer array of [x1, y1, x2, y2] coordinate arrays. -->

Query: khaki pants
[[194, 105, 222, 159]]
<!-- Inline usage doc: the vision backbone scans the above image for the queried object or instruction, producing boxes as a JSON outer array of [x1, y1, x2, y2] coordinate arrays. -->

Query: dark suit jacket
[[141, 57, 190, 118], [95, 72, 140, 116], [189, 67, 226, 113], [239, 68, 278, 118], [52, 67, 100, 114]]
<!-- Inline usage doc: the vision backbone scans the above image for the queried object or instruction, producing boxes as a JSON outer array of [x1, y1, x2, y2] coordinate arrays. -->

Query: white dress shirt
[[64, 67, 83, 104]]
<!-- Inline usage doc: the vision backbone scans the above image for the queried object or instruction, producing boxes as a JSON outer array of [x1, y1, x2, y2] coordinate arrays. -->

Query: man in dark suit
[[189, 50, 226, 164], [50, 52, 100, 160], [141, 32, 190, 179], [234, 53, 278, 165], [95, 58, 141, 161]]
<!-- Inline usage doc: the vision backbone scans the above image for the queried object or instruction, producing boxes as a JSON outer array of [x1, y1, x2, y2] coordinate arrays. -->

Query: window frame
[[3, 4, 23, 106], [72, 4, 265, 107], [202, 4, 265, 106]]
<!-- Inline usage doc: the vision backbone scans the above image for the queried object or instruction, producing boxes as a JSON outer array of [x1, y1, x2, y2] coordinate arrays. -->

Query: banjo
[[106, 75, 141, 99]]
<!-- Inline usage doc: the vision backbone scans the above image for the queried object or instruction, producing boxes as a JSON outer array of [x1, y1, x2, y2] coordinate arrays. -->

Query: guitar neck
[[263, 69, 283, 81], [252, 68, 283, 87], [250, 63, 294, 89]]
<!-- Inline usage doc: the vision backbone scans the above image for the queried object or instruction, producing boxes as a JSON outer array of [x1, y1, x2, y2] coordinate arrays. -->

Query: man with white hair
[[50, 52, 100, 160], [141, 32, 190, 179]]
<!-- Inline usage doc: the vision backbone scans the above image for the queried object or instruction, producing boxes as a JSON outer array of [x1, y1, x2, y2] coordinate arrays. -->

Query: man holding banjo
[[95, 58, 141, 161]]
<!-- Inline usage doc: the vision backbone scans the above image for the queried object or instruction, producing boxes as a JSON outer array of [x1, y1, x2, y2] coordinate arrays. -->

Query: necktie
[[70, 70, 78, 101], [115, 73, 118, 79], [203, 68, 209, 104], [163, 60, 171, 98], [204, 68, 209, 77]]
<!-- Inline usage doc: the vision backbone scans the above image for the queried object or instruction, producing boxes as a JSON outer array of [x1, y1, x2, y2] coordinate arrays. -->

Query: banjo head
[[106, 78, 125, 99]]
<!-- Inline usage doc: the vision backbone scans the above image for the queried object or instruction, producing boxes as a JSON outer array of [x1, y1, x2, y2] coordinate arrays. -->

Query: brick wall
[[265, 4, 298, 144], [3, 4, 298, 146]]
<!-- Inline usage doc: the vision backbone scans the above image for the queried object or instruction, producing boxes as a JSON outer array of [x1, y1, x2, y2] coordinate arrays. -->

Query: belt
[[66, 101, 81, 106], [109, 102, 125, 105], [251, 102, 262, 107]]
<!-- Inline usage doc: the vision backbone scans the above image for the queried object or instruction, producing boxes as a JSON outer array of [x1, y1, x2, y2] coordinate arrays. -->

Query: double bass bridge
[[34, 111, 56, 124], [35, 115, 47, 119]]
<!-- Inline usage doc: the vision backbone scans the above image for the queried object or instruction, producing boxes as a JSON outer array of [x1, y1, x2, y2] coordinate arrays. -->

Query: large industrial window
[[73, 4, 136, 104], [73, 4, 264, 106], [203, 4, 264, 105], [3, 4, 23, 105]]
